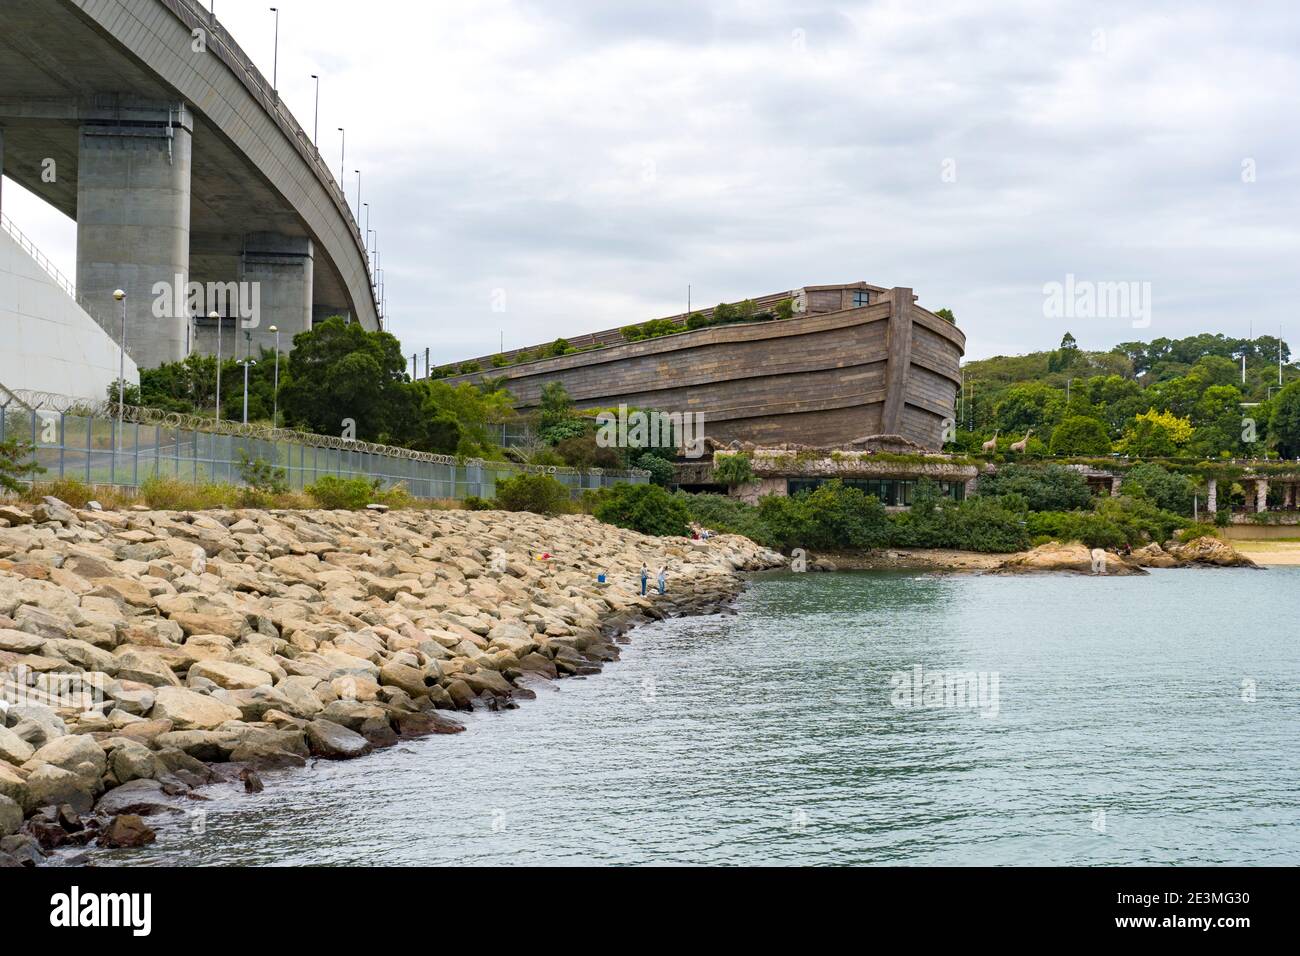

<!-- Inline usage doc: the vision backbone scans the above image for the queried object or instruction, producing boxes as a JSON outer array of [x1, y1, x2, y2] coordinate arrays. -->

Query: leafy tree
[[713, 453, 755, 487], [1117, 409, 1193, 457], [1271, 379, 1300, 458], [279, 317, 408, 442], [538, 381, 575, 432], [934, 307, 955, 323], [634, 452, 675, 486], [1049, 415, 1112, 455]]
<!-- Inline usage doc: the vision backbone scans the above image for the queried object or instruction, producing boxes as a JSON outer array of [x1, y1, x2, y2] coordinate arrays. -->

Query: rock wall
[[0, 498, 783, 863]]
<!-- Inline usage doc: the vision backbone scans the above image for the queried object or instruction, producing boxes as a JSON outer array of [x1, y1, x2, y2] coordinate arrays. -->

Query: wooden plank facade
[[444, 282, 965, 450]]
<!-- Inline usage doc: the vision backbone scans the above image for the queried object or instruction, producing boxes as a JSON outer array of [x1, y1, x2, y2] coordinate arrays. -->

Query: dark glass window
[[852, 290, 870, 307]]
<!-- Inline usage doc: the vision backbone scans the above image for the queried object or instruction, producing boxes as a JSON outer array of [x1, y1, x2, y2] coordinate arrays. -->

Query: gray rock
[[305, 719, 372, 759], [23, 764, 93, 814], [0, 795, 21, 837], [26, 734, 107, 791], [0, 725, 35, 765]]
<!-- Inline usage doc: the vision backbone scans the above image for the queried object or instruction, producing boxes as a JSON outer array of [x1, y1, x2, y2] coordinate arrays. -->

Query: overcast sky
[[6, 0, 1300, 362]]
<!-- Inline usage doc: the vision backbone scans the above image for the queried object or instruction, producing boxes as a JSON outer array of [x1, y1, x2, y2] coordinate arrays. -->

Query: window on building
[[852, 290, 870, 307]]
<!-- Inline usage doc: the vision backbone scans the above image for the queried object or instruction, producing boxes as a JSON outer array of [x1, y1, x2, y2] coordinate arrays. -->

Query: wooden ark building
[[443, 282, 965, 451]]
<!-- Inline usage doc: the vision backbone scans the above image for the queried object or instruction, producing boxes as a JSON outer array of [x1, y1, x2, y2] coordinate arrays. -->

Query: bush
[[976, 463, 1094, 512], [713, 453, 754, 488], [306, 475, 380, 510], [461, 495, 494, 511], [0, 436, 42, 494], [25, 477, 94, 509], [238, 451, 289, 495], [889, 485, 1029, 552], [139, 476, 238, 511], [1049, 416, 1112, 455], [593, 483, 691, 536], [756, 480, 891, 551], [1176, 522, 1218, 543], [493, 473, 573, 515], [1121, 462, 1197, 516], [633, 452, 675, 487], [675, 492, 774, 545]]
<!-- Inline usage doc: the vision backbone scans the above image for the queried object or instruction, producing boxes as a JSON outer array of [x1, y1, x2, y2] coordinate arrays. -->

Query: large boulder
[[22, 764, 94, 814], [98, 814, 157, 849], [113, 649, 182, 688], [24, 734, 106, 791], [1166, 536, 1257, 568], [187, 659, 273, 691], [0, 725, 35, 765], [305, 719, 372, 759], [149, 687, 242, 730], [992, 542, 1147, 576]]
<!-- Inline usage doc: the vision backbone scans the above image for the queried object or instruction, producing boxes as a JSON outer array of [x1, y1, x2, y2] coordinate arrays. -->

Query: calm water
[[102, 568, 1299, 866]]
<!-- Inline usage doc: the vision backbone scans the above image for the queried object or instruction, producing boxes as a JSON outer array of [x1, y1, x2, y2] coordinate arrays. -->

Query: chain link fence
[[0, 391, 646, 501]]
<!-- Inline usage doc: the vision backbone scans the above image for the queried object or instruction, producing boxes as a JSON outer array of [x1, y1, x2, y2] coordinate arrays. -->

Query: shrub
[[889, 487, 1029, 552], [594, 483, 691, 536], [976, 463, 1093, 512], [1121, 462, 1197, 516], [675, 492, 774, 546], [1049, 415, 1112, 455], [238, 451, 289, 495], [493, 473, 573, 515], [461, 495, 494, 511], [139, 476, 238, 511], [26, 477, 94, 509], [1176, 523, 1218, 543], [713, 453, 754, 488], [0, 436, 42, 494], [633, 452, 675, 487], [757, 480, 890, 551], [306, 475, 379, 510]]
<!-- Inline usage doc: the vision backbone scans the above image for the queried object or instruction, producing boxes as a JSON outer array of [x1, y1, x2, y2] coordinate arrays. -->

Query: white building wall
[[0, 227, 138, 401]]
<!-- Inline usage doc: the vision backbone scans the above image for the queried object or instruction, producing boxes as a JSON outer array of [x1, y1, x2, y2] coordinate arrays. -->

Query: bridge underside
[[0, 0, 376, 369]]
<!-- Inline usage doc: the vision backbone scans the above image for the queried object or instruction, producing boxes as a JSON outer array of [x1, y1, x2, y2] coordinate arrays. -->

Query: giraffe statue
[[1010, 428, 1034, 453], [981, 431, 999, 453]]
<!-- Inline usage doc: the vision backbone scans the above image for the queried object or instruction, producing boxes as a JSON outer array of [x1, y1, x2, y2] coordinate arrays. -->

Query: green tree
[[1271, 379, 1300, 458], [279, 317, 409, 442], [1049, 415, 1112, 455]]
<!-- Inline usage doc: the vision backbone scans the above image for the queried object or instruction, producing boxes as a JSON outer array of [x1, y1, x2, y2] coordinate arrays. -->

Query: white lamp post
[[113, 290, 127, 421], [269, 325, 280, 427], [241, 359, 257, 424], [212, 311, 223, 420]]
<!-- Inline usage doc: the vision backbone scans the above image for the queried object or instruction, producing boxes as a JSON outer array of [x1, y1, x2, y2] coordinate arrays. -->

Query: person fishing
[[640, 562, 649, 596], [656, 565, 667, 595]]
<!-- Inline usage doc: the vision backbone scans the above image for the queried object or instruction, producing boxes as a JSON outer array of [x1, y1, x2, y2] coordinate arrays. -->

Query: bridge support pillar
[[75, 106, 192, 370], [239, 233, 314, 355]]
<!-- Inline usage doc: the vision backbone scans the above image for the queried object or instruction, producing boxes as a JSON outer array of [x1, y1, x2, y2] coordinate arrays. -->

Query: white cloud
[[5, 0, 1299, 365]]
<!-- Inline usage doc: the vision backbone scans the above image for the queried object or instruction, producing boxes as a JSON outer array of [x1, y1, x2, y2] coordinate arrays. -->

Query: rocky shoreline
[[810, 537, 1257, 575], [0, 498, 784, 866]]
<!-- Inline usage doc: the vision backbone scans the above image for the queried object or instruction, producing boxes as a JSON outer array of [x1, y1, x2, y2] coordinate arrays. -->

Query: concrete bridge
[[0, 0, 380, 370]]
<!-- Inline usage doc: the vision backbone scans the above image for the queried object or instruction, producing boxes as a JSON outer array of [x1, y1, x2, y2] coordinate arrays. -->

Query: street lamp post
[[241, 359, 257, 425], [269, 8, 280, 91], [113, 290, 127, 421], [311, 74, 320, 146], [269, 325, 280, 427], [212, 311, 223, 420], [337, 127, 345, 188], [355, 169, 361, 222]]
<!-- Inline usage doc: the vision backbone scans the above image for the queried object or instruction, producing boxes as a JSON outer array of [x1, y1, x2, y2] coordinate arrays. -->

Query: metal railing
[[0, 389, 648, 501], [160, 0, 378, 314]]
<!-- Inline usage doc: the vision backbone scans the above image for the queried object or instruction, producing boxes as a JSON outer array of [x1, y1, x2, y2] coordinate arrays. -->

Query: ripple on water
[[93, 568, 1300, 867]]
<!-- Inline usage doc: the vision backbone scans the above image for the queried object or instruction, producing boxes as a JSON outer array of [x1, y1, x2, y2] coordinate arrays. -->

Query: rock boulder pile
[[0, 497, 784, 864]]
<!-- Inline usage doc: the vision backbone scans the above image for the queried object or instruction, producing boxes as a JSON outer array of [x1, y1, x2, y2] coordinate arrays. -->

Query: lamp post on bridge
[[337, 127, 345, 189], [354, 169, 361, 226], [269, 8, 280, 91], [311, 74, 320, 146]]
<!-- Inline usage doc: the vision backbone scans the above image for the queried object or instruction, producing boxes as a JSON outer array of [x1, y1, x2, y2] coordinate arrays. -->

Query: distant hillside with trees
[[955, 331, 1300, 459]]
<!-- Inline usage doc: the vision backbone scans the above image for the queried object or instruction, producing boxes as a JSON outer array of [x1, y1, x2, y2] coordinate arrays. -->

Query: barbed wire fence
[[0, 387, 648, 500]]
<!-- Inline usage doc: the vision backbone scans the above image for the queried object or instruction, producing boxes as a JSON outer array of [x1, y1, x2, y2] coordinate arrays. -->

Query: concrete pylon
[[239, 233, 314, 355], [75, 104, 193, 370]]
